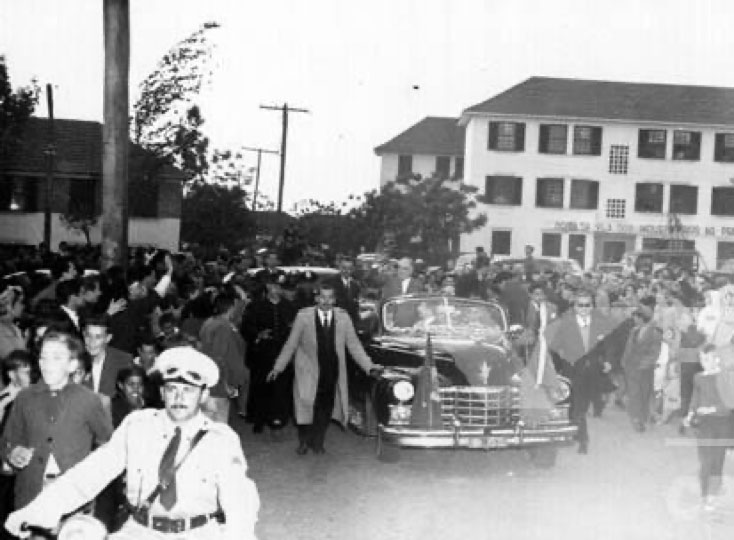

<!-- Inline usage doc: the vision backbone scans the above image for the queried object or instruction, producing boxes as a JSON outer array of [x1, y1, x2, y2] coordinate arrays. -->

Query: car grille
[[439, 386, 519, 428]]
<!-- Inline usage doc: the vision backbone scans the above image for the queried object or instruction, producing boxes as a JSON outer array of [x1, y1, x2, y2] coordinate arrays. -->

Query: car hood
[[377, 335, 516, 386]]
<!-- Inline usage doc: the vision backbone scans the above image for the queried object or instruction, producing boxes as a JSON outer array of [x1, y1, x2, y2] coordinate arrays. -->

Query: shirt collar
[[60, 305, 79, 327], [163, 410, 209, 439]]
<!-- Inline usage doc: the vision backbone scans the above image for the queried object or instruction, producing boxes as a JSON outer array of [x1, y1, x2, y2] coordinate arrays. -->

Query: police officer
[[5, 347, 260, 540]]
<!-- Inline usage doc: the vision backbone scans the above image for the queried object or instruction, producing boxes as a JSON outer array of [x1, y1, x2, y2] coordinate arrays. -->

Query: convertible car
[[348, 294, 577, 466]]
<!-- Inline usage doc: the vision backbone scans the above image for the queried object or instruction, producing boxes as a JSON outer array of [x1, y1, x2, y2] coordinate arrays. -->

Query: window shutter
[[691, 132, 701, 158], [514, 177, 523, 205], [589, 181, 599, 209], [515, 123, 525, 151], [715, 134, 725, 161], [637, 130, 646, 157], [485, 176, 492, 199], [488, 122, 498, 149], [591, 127, 602, 155], [538, 125, 549, 153]]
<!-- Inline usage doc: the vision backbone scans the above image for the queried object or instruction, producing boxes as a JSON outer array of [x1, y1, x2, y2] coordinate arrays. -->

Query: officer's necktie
[[159, 427, 181, 510]]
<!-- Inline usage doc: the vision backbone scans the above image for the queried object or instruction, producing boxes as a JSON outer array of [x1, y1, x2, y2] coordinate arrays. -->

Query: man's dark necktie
[[158, 427, 181, 510]]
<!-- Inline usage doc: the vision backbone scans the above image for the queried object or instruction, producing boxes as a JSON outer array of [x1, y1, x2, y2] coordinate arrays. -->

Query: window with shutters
[[435, 156, 451, 179], [638, 129, 667, 159], [635, 183, 664, 213], [609, 145, 629, 174], [397, 155, 413, 177], [541, 233, 561, 257], [485, 176, 522, 205], [669, 184, 698, 214], [536, 178, 564, 208], [454, 157, 464, 179], [606, 199, 626, 219], [491, 230, 511, 255], [538, 124, 568, 154], [488, 122, 525, 152], [573, 126, 603, 155], [714, 133, 734, 162], [672, 130, 701, 160], [711, 186, 734, 216], [570, 179, 599, 210]]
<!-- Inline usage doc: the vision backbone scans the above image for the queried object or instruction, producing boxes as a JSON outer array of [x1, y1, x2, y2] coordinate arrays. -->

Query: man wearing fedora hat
[[5, 347, 260, 540]]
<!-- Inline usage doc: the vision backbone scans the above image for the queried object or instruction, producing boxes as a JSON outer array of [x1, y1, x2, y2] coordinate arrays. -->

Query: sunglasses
[[576, 303, 592, 307]]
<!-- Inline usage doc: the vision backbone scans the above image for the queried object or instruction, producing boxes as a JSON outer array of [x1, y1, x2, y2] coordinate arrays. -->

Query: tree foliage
[[131, 22, 220, 183], [347, 174, 487, 263], [0, 56, 39, 159], [180, 183, 255, 257]]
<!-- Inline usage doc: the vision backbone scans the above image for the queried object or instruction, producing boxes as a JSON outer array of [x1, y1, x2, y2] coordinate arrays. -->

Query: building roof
[[374, 116, 465, 155], [462, 76, 734, 127], [0, 117, 185, 179]]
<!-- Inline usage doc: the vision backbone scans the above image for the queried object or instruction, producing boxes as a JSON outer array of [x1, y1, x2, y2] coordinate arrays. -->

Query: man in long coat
[[267, 283, 380, 454], [546, 289, 615, 454]]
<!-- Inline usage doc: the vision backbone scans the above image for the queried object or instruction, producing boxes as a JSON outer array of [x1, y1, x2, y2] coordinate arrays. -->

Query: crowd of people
[[0, 239, 733, 536]]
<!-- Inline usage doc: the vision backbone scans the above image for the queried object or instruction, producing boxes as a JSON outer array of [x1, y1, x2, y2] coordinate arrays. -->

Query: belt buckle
[[169, 518, 185, 533]]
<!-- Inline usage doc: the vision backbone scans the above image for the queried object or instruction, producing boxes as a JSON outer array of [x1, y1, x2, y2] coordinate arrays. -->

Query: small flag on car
[[410, 333, 443, 429]]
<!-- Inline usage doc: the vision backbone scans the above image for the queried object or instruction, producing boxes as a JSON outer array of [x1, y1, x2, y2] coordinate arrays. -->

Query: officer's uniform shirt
[[15, 408, 259, 540]]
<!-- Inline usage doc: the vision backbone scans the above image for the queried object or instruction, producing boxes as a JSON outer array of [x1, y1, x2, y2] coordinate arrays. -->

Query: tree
[[0, 56, 40, 160], [180, 183, 255, 258], [349, 174, 487, 264], [131, 22, 220, 183], [59, 198, 98, 246]]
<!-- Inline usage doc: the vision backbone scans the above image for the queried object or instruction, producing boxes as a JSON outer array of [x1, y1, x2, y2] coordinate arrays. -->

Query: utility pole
[[259, 103, 309, 213], [102, 0, 130, 270], [240, 146, 278, 211], [43, 84, 55, 250]]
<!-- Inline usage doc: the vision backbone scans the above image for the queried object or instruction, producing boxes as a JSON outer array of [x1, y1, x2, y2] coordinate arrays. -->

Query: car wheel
[[375, 429, 401, 463], [527, 446, 557, 468]]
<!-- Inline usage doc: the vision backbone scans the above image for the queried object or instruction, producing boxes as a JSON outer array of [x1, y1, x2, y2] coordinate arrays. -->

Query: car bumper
[[378, 422, 578, 450]]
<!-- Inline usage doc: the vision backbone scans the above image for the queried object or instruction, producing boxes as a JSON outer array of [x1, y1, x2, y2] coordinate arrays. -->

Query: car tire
[[527, 446, 557, 468], [375, 429, 401, 463]]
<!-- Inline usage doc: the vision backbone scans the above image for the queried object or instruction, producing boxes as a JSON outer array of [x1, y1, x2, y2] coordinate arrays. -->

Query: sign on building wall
[[552, 220, 733, 238]]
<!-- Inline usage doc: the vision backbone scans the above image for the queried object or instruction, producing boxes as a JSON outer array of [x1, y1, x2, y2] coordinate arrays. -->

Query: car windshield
[[382, 297, 507, 341]]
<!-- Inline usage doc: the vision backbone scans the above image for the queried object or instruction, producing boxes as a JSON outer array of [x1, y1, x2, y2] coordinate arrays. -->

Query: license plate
[[467, 437, 507, 449]]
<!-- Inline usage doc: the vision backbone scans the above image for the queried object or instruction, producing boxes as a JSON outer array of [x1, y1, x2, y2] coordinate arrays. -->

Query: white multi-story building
[[453, 76, 734, 270], [374, 117, 465, 185]]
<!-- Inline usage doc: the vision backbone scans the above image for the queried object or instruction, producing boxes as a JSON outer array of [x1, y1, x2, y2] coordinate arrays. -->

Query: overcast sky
[[2, 0, 734, 211]]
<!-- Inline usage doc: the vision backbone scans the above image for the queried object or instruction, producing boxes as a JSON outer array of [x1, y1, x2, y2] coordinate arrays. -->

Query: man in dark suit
[[329, 257, 361, 325], [53, 278, 86, 339], [267, 283, 381, 455], [82, 315, 134, 399], [547, 289, 615, 454], [381, 258, 424, 300], [621, 305, 663, 432]]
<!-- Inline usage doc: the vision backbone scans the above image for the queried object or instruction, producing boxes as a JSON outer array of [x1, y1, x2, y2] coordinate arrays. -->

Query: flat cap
[[155, 346, 219, 388]]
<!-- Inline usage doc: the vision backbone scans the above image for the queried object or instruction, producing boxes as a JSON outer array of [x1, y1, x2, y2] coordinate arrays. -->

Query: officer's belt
[[132, 510, 225, 533]]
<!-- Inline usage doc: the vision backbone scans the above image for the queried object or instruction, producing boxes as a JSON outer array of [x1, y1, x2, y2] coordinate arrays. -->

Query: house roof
[[374, 116, 465, 155], [0, 117, 185, 179], [462, 76, 734, 127]]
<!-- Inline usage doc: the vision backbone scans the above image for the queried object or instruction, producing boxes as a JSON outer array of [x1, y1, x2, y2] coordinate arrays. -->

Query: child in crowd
[[683, 344, 733, 511], [0, 331, 112, 512]]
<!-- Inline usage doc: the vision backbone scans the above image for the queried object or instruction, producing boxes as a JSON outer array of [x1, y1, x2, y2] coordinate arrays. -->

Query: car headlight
[[392, 380, 415, 401]]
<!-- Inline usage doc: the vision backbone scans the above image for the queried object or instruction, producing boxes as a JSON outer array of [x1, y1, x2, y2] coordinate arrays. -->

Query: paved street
[[234, 408, 734, 540]]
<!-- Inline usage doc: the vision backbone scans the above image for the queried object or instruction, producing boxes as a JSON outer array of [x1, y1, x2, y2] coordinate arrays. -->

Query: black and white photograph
[[1, 1, 734, 539]]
